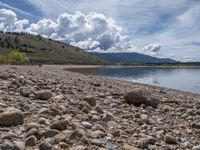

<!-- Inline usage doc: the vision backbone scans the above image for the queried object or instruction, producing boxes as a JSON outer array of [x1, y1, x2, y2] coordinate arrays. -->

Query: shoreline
[[64, 65, 200, 96], [0, 65, 200, 149]]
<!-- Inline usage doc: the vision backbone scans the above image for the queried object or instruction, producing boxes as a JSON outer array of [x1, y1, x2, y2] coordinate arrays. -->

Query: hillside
[[92, 52, 177, 64], [0, 31, 108, 64]]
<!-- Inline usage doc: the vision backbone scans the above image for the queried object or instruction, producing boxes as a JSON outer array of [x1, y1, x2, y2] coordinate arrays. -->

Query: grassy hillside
[[0, 31, 108, 64]]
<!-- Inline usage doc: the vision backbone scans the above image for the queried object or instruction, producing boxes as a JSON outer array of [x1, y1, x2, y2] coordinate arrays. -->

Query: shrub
[[7, 51, 29, 64]]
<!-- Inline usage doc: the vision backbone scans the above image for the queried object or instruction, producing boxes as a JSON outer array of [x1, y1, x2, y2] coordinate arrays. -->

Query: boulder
[[0, 109, 24, 127], [124, 90, 159, 108]]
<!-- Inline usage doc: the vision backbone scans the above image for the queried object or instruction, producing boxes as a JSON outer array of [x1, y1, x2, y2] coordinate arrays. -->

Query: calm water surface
[[67, 66, 200, 94]]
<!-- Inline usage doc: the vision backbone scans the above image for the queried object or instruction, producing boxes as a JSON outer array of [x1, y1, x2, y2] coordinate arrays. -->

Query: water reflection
[[66, 66, 200, 94]]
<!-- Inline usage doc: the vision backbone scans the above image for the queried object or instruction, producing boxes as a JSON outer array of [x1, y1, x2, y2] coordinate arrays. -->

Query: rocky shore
[[0, 65, 200, 150]]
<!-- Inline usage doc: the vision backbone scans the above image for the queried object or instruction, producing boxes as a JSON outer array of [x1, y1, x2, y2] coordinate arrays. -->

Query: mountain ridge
[[91, 52, 177, 64]]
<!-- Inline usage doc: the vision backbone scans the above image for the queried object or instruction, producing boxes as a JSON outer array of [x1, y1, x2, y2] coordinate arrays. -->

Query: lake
[[66, 66, 200, 94]]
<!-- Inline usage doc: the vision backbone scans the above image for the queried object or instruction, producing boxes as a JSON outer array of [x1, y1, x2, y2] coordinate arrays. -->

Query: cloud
[[0, 8, 132, 52], [143, 43, 161, 53], [0, 9, 29, 32], [26, 11, 132, 52]]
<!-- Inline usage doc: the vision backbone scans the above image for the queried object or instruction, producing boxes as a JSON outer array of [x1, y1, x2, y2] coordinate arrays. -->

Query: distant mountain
[[92, 52, 177, 64], [0, 31, 108, 64]]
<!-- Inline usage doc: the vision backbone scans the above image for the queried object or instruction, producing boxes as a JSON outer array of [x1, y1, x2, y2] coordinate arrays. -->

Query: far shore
[[62, 64, 200, 69]]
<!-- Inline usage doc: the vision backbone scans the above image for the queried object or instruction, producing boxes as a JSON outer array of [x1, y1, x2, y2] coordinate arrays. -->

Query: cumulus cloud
[[27, 11, 132, 52], [0, 8, 132, 52], [0, 9, 29, 32]]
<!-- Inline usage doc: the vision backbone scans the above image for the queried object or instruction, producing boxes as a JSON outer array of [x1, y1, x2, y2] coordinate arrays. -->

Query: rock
[[35, 90, 53, 100], [13, 141, 25, 150], [90, 130, 105, 138], [164, 134, 177, 144], [0, 108, 24, 127], [44, 129, 60, 138], [192, 122, 200, 129], [106, 143, 118, 150], [1, 140, 14, 150], [49, 104, 63, 116], [70, 145, 88, 150], [38, 108, 49, 115], [26, 123, 40, 131], [25, 135, 37, 146], [122, 144, 140, 150], [192, 145, 200, 150], [91, 139, 105, 146], [2, 132, 17, 140], [19, 87, 32, 97], [38, 117, 50, 125], [79, 101, 92, 111], [102, 112, 114, 122], [139, 136, 156, 148], [39, 141, 52, 150], [69, 129, 87, 143], [54, 133, 66, 143], [81, 121, 93, 129], [107, 121, 118, 128], [124, 91, 159, 108], [59, 142, 69, 149], [83, 96, 96, 107], [51, 120, 69, 131]]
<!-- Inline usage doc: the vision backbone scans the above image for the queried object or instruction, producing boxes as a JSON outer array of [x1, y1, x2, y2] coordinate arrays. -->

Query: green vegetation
[[0, 31, 108, 65], [0, 51, 29, 64]]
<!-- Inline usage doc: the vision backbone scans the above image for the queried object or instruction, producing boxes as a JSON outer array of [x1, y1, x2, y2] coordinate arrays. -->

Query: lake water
[[67, 66, 200, 94]]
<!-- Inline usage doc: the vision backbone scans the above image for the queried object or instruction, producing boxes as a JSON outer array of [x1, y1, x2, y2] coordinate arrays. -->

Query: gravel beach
[[0, 65, 200, 150]]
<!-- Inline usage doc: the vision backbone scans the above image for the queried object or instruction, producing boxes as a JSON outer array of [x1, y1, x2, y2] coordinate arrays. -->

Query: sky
[[0, 0, 200, 61]]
